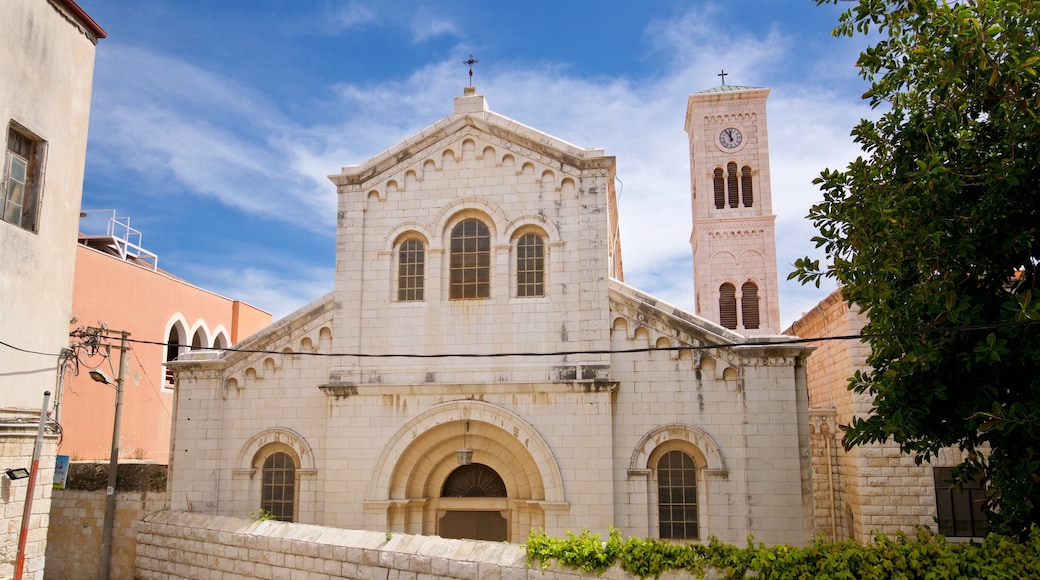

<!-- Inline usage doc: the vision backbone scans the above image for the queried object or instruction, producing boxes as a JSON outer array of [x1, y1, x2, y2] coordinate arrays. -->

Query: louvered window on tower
[[741, 281, 760, 330], [741, 166, 753, 207], [726, 163, 739, 208], [719, 283, 737, 329], [713, 168, 725, 209]]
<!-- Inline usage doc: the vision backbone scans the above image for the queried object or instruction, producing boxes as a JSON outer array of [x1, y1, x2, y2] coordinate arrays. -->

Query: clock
[[718, 127, 743, 149]]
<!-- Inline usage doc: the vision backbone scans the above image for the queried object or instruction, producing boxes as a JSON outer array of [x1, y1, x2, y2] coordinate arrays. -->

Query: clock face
[[719, 127, 743, 149]]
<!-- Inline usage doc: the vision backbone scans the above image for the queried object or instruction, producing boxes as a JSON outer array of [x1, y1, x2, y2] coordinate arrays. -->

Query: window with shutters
[[726, 162, 738, 208], [397, 238, 425, 301], [741, 281, 760, 330], [2, 125, 45, 233], [713, 168, 725, 209], [740, 166, 753, 207], [450, 218, 491, 299], [719, 283, 737, 329], [657, 450, 699, 540], [515, 233, 545, 297]]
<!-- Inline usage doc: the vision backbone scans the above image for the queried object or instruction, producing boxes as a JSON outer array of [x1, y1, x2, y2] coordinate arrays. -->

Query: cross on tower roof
[[718, 69, 728, 85], [464, 54, 479, 87]]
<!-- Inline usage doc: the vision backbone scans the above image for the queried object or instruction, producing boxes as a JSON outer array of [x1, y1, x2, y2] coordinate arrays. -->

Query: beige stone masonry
[[136, 511, 724, 580]]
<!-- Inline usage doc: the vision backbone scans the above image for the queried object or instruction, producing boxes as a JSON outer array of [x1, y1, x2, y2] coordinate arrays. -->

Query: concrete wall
[[44, 488, 167, 580], [135, 511, 715, 580]]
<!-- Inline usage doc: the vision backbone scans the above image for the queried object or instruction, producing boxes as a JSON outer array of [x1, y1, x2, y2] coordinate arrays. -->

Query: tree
[[794, 0, 1040, 536]]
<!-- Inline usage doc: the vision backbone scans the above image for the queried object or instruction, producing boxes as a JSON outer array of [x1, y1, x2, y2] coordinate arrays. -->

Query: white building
[[0, 1, 104, 578], [168, 85, 815, 545]]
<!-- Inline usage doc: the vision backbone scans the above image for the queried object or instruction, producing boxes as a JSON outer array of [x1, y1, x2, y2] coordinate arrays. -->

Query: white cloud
[[85, 4, 872, 330], [336, 3, 376, 29], [409, 9, 459, 43]]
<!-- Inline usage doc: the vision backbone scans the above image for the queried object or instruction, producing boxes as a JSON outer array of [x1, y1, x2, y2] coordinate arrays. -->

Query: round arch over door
[[366, 400, 567, 541]]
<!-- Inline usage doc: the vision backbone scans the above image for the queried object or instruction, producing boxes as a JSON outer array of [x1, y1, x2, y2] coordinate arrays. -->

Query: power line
[[3, 318, 1038, 363]]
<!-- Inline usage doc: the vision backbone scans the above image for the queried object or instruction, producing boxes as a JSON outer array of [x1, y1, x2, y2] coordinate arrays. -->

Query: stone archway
[[365, 400, 566, 541]]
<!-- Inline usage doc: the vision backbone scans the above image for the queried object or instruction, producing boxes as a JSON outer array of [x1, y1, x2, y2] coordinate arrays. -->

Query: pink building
[[59, 210, 270, 463]]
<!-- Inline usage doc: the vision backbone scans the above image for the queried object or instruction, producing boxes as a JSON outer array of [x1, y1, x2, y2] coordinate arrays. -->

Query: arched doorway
[[367, 400, 568, 542], [437, 463, 508, 541]]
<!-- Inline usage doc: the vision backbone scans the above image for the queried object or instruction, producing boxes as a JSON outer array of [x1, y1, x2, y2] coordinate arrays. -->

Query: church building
[[167, 84, 815, 546]]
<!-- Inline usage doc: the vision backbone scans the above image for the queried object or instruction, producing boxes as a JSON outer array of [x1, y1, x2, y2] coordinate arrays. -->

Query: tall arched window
[[719, 283, 737, 329], [191, 329, 204, 350], [164, 326, 181, 386], [741, 281, 760, 330], [397, 239, 425, 301], [516, 233, 544, 297], [450, 218, 491, 299], [261, 451, 296, 522], [713, 168, 725, 209], [726, 162, 739, 208], [657, 450, 698, 540], [741, 166, 754, 207]]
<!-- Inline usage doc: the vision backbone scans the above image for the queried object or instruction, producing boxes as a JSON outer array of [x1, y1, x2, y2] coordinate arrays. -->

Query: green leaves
[[798, 0, 1040, 537], [524, 527, 1040, 579]]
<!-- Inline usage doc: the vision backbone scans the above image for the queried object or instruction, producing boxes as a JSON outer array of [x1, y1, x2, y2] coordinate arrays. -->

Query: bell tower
[[685, 84, 781, 335]]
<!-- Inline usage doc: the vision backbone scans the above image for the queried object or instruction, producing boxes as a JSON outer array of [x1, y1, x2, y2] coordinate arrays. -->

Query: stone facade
[[789, 289, 969, 541], [1, 2, 104, 577], [168, 87, 814, 546], [45, 488, 167, 580]]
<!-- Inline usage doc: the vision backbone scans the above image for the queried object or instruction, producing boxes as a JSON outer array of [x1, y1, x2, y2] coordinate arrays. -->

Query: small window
[[261, 451, 297, 522], [741, 281, 760, 330], [658, 450, 698, 540], [713, 168, 725, 209], [516, 233, 544, 297], [933, 467, 988, 537], [2, 126, 45, 233], [450, 218, 491, 299], [726, 162, 738, 208], [397, 239, 425, 301], [740, 166, 753, 207], [719, 283, 737, 329]]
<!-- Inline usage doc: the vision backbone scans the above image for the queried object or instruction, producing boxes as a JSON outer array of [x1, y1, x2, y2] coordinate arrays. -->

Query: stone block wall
[[136, 511, 716, 580], [0, 423, 57, 580], [44, 461, 168, 580]]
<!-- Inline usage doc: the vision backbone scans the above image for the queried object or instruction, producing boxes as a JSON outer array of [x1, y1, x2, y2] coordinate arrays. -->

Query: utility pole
[[96, 330, 128, 580]]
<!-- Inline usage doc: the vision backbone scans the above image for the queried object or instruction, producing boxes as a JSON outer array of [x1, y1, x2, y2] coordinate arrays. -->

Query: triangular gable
[[329, 91, 611, 188]]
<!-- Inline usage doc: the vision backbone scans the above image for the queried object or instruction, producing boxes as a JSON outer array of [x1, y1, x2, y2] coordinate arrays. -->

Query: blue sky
[[76, 1, 873, 328]]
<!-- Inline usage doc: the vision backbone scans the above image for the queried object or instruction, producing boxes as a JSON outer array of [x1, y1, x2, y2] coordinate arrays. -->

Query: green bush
[[524, 527, 1040, 579]]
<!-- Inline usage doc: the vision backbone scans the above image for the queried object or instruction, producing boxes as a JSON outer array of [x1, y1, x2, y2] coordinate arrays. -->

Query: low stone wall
[[136, 511, 704, 579], [44, 462, 168, 580]]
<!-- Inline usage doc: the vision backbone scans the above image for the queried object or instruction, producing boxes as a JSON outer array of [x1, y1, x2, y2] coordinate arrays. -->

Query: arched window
[[713, 168, 725, 209], [450, 218, 491, 299], [441, 463, 507, 497], [741, 281, 760, 330], [719, 283, 737, 329], [516, 233, 544, 297], [164, 326, 181, 386], [191, 329, 204, 350], [741, 166, 753, 207], [397, 239, 425, 301], [261, 451, 296, 522], [657, 450, 698, 540], [726, 162, 739, 208]]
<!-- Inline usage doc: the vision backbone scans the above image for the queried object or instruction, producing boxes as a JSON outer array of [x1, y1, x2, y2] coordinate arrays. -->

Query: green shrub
[[524, 526, 1040, 579]]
